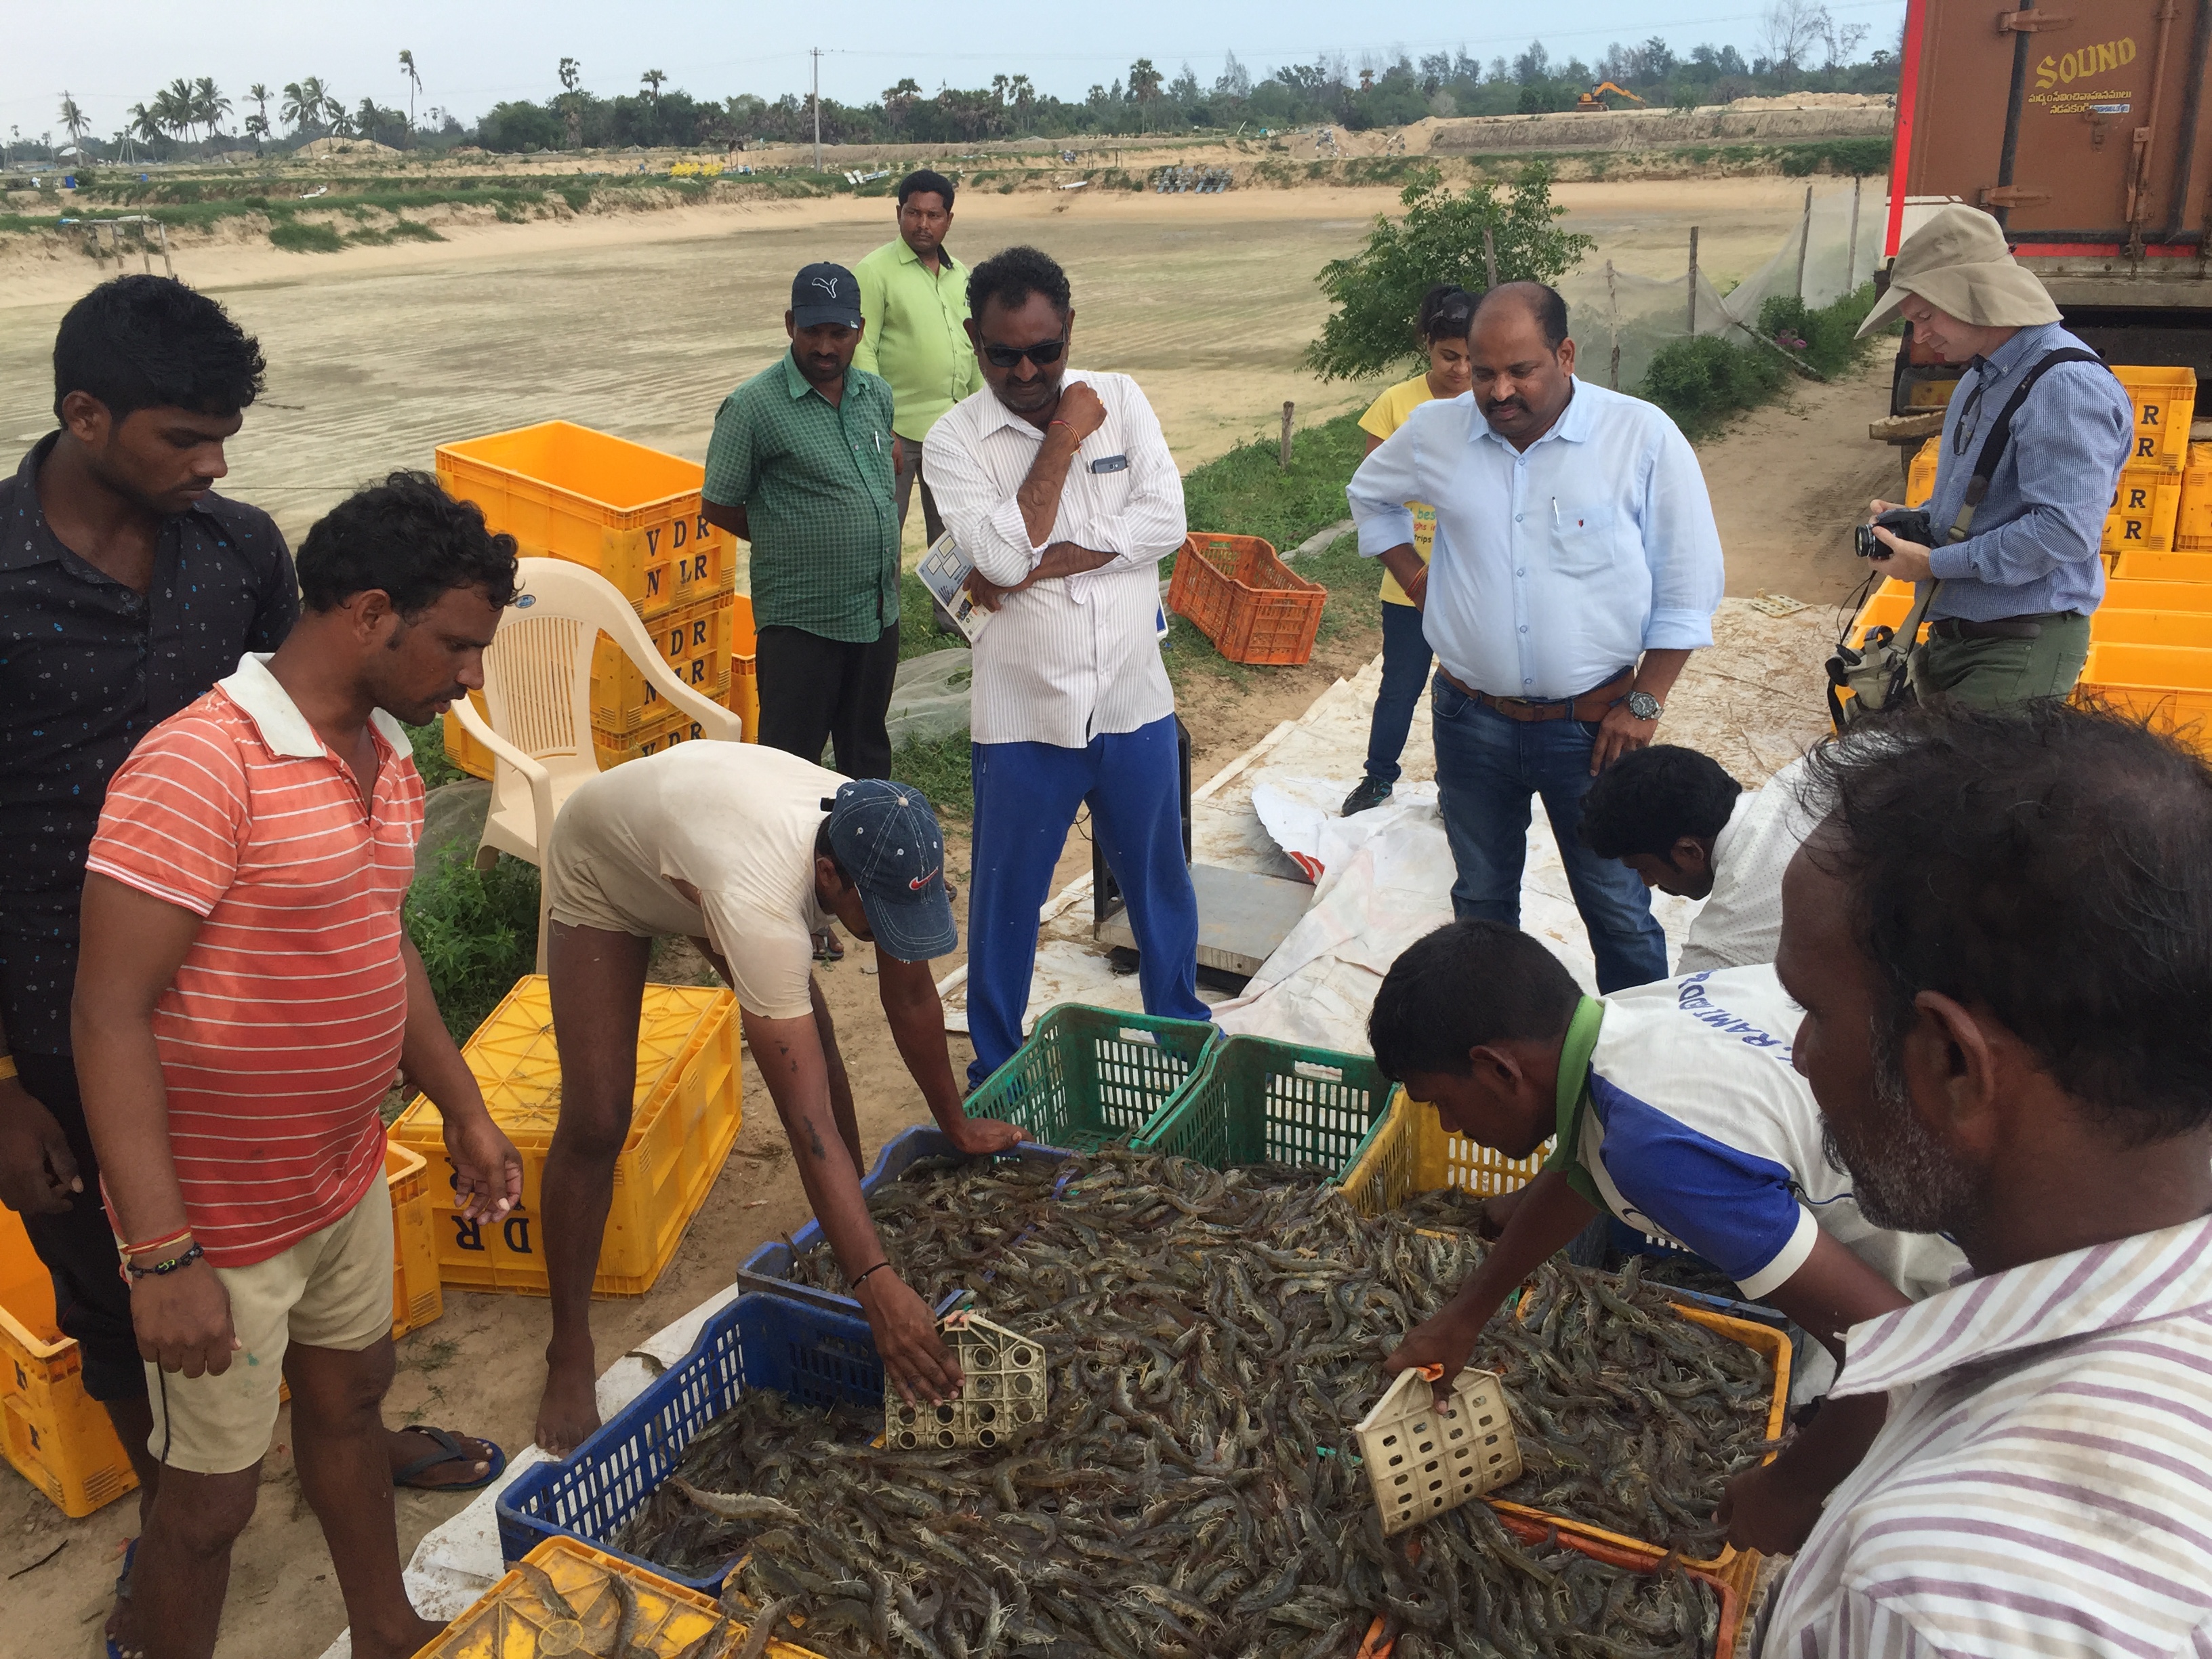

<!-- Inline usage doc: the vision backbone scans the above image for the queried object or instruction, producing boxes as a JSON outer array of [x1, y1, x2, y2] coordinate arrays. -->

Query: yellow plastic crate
[[419, 1536, 823, 1658], [1903, 438, 1936, 510], [392, 976, 742, 1297], [2106, 549, 2212, 583], [592, 702, 729, 767], [2086, 608, 2212, 649], [590, 593, 734, 734], [0, 1206, 136, 1518], [436, 422, 737, 618], [2114, 365, 2196, 473], [2105, 467, 2186, 556], [2176, 442, 2212, 551], [388, 1142, 445, 1340], [1334, 1088, 1552, 1218]]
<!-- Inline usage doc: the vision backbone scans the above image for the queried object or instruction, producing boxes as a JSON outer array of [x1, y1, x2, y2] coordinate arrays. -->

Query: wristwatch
[[1624, 690, 1663, 721]]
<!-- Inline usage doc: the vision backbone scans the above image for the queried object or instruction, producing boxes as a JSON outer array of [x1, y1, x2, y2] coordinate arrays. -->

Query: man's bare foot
[[386, 1426, 498, 1490], [352, 1610, 447, 1659], [534, 1346, 601, 1457], [105, 1538, 143, 1659]]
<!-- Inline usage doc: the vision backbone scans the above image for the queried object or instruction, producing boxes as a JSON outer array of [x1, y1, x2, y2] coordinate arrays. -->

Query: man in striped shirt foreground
[[1765, 701, 2212, 1657], [73, 474, 527, 1659], [924, 245, 1210, 1086]]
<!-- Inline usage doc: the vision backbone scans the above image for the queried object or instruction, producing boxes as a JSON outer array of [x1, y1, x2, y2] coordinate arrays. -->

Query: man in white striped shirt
[[1764, 702, 2212, 1658], [924, 246, 1208, 1086]]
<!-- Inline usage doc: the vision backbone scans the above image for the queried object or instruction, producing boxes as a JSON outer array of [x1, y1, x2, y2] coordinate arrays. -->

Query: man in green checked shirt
[[705, 261, 902, 784]]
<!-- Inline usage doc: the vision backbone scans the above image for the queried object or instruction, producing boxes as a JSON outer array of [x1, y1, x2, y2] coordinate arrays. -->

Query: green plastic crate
[[1134, 1034, 1392, 1172], [966, 1004, 1218, 1151]]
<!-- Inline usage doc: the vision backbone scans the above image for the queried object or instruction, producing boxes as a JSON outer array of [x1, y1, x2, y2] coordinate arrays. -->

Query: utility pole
[[812, 48, 823, 172]]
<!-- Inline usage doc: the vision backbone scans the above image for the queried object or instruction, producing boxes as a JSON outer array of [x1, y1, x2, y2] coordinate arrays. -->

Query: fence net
[[1562, 181, 1891, 394]]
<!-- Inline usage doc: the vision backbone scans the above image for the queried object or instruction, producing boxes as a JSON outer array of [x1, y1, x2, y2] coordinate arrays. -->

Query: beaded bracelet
[[121, 1242, 204, 1284]]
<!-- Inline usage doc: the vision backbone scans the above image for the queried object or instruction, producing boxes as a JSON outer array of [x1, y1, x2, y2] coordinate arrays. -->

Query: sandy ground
[[0, 176, 1883, 1654], [0, 177, 1828, 550]]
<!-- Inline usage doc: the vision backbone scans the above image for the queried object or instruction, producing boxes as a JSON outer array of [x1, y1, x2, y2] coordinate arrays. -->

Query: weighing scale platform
[[1094, 863, 1314, 982]]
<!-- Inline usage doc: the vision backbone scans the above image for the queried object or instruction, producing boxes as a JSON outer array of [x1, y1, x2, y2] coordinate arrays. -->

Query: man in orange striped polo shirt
[[73, 473, 526, 1659]]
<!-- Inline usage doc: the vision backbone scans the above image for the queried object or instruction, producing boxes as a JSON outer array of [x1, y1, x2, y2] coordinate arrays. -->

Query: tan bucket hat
[[1857, 204, 2062, 337]]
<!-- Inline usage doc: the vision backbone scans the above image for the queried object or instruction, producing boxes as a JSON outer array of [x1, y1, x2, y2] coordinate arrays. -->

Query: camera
[[1855, 507, 1936, 560]]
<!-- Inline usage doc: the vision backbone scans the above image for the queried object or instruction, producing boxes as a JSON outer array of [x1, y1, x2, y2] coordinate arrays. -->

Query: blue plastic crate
[[496, 1292, 882, 1593], [735, 1126, 1075, 1317]]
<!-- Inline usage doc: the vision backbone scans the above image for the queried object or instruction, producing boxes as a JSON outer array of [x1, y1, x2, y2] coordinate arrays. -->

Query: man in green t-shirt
[[853, 169, 980, 552], [704, 262, 901, 781]]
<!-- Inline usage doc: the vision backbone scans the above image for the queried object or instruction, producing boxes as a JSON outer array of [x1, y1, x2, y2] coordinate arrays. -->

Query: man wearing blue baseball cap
[[525, 742, 1024, 1455]]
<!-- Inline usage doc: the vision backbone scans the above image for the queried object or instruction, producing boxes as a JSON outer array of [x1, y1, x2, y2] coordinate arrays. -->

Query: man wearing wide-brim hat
[[1858, 205, 2133, 708]]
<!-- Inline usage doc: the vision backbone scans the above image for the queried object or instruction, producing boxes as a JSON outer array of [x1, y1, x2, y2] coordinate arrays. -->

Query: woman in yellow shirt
[[1343, 284, 1477, 816]]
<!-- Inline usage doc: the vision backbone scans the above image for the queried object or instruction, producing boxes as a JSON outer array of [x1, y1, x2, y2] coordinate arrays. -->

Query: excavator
[[1573, 82, 1645, 111]]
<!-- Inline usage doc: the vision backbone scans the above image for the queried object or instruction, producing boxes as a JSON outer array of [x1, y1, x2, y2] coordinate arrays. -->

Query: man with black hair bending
[[925, 245, 1209, 1088], [1347, 281, 1724, 990], [528, 747, 1023, 1455], [1578, 746, 1817, 971], [1367, 920, 1963, 1555], [73, 474, 526, 1659]]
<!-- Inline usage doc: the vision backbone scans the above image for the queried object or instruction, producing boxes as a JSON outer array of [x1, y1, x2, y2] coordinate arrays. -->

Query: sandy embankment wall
[[1420, 105, 1897, 156]]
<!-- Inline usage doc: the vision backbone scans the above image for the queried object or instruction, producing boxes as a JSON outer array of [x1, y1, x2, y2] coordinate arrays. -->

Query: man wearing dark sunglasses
[[1856, 207, 2131, 710], [924, 245, 1210, 1089]]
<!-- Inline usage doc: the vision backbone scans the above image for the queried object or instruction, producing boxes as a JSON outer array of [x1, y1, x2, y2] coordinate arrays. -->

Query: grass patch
[[406, 719, 464, 787], [268, 219, 344, 253], [899, 569, 959, 661], [1181, 410, 1366, 554], [404, 844, 540, 1042], [889, 728, 974, 819]]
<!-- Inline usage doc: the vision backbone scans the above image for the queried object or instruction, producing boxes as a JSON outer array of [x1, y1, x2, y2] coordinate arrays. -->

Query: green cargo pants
[[1908, 611, 2091, 710]]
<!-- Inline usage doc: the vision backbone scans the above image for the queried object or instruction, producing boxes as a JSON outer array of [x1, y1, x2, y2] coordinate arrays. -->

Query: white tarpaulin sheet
[[937, 654, 1702, 1053]]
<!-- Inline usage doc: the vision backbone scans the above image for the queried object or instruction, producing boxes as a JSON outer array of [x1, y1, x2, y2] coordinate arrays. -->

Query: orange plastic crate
[[435, 422, 736, 619], [1168, 532, 1326, 665]]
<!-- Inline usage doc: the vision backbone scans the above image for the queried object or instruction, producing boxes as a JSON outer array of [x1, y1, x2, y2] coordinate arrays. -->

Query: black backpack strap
[[1947, 347, 2110, 543]]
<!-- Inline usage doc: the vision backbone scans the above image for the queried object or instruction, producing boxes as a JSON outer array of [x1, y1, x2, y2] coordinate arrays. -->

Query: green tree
[[1127, 58, 1164, 102], [193, 77, 232, 140], [1304, 164, 1593, 382], [558, 58, 583, 148], [398, 49, 422, 129]]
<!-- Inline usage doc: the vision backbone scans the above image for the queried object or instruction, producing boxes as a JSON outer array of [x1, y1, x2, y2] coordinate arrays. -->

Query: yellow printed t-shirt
[[1359, 374, 1439, 606]]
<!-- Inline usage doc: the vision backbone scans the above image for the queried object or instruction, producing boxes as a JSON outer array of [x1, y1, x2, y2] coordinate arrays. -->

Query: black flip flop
[[391, 1425, 508, 1492]]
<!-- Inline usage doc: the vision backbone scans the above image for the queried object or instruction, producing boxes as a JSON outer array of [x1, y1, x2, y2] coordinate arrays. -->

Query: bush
[[269, 218, 344, 253], [1639, 335, 1788, 438], [406, 718, 463, 787], [405, 846, 541, 1041], [1306, 164, 1593, 381]]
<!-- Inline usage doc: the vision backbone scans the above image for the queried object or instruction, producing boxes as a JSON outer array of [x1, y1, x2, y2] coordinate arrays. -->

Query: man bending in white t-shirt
[[1577, 745, 1818, 970], [1368, 919, 1964, 1555], [529, 743, 1023, 1455]]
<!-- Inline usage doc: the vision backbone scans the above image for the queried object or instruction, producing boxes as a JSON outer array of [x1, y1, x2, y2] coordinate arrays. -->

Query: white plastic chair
[[451, 557, 742, 968]]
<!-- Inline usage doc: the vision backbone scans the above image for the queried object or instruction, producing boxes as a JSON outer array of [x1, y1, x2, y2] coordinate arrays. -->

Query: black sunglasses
[[981, 338, 1068, 369]]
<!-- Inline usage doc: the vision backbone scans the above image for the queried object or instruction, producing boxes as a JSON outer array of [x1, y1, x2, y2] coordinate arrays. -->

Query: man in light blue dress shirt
[[1346, 283, 1724, 990]]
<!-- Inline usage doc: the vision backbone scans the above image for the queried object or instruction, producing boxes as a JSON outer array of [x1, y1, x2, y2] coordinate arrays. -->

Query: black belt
[[1927, 611, 2081, 642]]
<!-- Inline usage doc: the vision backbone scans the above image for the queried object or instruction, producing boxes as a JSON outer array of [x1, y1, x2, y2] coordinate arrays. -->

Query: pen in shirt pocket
[[1551, 497, 1560, 530]]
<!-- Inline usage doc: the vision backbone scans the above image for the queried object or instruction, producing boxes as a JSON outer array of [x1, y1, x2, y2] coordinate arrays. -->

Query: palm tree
[[193, 78, 232, 142], [558, 58, 583, 150], [356, 98, 383, 143], [127, 103, 162, 157], [641, 68, 667, 102], [282, 77, 331, 134], [248, 83, 270, 134], [330, 107, 355, 139], [58, 93, 89, 155], [244, 112, 269, 151], [398, 50, 422, 129], [155, 80, 197, 144]]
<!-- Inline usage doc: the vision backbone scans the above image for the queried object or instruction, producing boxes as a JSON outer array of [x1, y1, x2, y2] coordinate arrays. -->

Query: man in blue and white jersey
[[1366, 918, 1964, 1556]]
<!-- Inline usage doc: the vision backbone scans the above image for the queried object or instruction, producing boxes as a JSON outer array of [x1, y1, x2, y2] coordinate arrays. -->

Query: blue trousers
[[966, 715, 1208, 1089], [1363, 600, 1434, 785], [1429, 677, 1668, 993]]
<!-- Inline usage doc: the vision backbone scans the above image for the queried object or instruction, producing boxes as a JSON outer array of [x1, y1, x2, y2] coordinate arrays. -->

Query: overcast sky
[[7, 1, 1909, 142]]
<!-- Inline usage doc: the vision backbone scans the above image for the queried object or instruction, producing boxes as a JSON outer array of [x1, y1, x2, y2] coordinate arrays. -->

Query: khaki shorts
[[143, 1182, 394, 1475]]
